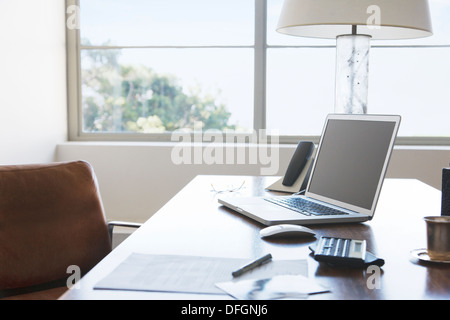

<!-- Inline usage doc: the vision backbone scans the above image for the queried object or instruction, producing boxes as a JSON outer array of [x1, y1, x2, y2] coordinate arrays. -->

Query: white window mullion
[[254, 0, 267, 132]]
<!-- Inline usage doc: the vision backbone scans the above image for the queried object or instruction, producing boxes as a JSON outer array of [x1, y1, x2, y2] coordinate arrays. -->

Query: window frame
[[66, 0, 450, 145]]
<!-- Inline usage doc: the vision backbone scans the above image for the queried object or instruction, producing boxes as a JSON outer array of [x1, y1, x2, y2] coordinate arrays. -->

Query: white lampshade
[[277, 0, 433, 40]]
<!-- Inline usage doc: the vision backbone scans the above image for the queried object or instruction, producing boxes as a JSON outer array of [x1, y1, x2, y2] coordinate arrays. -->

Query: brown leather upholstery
[[0, 161, 112, 297]]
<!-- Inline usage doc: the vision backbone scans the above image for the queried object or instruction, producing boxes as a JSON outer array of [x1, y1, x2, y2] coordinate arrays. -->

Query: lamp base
[[335, 34, 371, 114]]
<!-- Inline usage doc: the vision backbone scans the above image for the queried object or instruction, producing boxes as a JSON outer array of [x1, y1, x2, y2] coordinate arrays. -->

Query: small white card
[[216, 275, 329, 300]]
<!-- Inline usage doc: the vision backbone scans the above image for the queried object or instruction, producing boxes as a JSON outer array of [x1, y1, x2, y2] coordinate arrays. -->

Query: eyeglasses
[[211, 180, 246, 194]]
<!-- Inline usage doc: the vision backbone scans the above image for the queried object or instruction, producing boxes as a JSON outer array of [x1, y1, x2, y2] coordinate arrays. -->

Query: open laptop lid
[[305, 114, 401, 219]]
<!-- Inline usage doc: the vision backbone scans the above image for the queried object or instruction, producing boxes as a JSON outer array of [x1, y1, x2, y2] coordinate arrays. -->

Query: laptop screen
[[306, 115, 400, 213]]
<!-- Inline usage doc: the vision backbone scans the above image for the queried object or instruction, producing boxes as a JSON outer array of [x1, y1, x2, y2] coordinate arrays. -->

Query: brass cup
[[424, 216, 450, 261]]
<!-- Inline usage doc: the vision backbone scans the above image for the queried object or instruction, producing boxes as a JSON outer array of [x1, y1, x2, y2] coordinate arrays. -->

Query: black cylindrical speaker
[[442, 168, 450, 216]]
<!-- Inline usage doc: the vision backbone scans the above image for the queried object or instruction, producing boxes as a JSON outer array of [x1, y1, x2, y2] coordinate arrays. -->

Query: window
[[67, 0, 450, 144]]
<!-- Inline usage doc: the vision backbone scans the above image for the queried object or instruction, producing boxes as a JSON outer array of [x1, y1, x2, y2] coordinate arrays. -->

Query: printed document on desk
[[94, 253, 308, 295]]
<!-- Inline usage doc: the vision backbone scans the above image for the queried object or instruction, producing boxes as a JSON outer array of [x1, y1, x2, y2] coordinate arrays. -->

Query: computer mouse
[[260, 224, 316, 239]]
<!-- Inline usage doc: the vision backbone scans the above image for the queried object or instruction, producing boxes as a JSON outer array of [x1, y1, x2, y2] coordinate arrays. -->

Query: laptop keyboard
[[264, 197, 349, 216]]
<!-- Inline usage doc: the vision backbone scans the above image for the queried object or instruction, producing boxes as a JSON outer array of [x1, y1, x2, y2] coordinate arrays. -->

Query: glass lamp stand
[[335, 33, 371, 114]]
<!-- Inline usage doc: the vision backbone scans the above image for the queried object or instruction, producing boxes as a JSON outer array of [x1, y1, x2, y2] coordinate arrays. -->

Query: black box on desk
[[442, 168, 450, 216]]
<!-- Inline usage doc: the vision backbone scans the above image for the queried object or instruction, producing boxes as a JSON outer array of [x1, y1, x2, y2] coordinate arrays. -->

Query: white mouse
[[260, 224, 316, 239]]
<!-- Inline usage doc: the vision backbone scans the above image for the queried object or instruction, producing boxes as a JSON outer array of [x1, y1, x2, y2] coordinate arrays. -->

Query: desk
[[60, 176, 449, 300]]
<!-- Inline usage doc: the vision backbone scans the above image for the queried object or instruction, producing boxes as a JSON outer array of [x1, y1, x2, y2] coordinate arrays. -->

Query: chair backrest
[[0, 161, 112, 290]]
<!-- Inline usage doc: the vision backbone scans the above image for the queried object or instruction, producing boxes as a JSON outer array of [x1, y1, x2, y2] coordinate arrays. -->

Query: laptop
[[218, 114, 401, 226]]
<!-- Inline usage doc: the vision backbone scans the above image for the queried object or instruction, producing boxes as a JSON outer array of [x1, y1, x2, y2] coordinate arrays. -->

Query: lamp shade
[[277, 0, 433, 40]]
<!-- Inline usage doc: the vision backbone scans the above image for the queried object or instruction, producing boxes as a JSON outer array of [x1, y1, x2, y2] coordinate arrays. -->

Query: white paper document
[[94, 253, 308, 295]]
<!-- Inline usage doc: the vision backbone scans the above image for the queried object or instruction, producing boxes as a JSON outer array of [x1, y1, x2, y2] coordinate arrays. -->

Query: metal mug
[[424, 216, 450, 261]]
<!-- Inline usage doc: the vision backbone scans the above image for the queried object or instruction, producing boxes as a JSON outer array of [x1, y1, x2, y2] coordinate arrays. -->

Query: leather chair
[[0, 161, 141, 300]]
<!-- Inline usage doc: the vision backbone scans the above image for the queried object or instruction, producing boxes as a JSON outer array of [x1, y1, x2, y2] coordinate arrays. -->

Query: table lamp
[[276, 0, 433, 114]]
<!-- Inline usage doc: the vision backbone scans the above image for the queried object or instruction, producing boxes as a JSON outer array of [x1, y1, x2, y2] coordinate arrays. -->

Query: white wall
[[56, 143, 450, 223], [0, 0, 67, 165]]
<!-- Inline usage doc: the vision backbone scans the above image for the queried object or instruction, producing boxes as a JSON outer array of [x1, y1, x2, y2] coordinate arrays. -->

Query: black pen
[[232, 253, 273, 277]]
